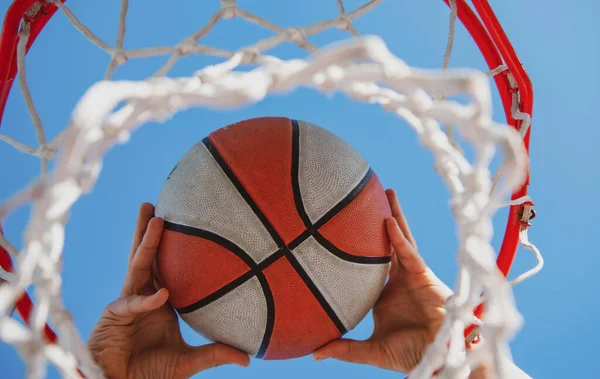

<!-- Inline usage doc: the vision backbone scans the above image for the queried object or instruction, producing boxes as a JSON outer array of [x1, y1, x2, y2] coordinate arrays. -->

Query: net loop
[[284, 28, 308, 44], [220, 0, 237, 19], [110, 49, 127, 66], [0, 1, 541, 378], [23, 2, 45, 23], [336, 14, 352, 32], [177, 37, 197, 57]]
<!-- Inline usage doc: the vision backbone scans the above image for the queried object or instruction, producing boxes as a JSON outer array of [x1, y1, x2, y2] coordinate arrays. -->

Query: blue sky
[[1, 0, 598, 378]]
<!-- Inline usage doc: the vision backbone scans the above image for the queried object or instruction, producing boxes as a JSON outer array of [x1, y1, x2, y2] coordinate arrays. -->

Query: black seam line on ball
[[203, 137, 285, 248], [257, 248, 287, 271], [289, 120, 346, 335], [291, 120, 375, 232], [176, 270, 255, 314], [312, 232, 392, 265], [288, 125, 386, 264], [312, 168, 374, 230], [255, 272, 275, 359], [280, 247, 348, 335], [164, 221, 276, 358], [165, 221, 258, 269], [202, 137, 286, 359], [288, 229, 311, 250], [288, 229, 390, 265], [290, 120, 313, 228], [208, 124, 346, 336]]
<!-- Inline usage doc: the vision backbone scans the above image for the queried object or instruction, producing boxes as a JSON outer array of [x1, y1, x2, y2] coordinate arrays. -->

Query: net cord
[[0, 1, 541, 378]]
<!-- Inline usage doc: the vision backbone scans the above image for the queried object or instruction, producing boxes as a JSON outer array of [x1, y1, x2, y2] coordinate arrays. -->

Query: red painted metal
[[0, 0, 533, 369]]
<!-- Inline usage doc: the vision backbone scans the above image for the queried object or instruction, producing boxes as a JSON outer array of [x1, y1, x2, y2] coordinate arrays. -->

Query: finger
[[122, 217, 164, 296], [152, 259, 162, 292], [105, 288, 169, 324], [385, 189, 417, 250], [313, 338, 384, 366], [128, 203, 155, 265], [179, 343, 250, 377], [426, 267, 454, 299], [386, 217, 426, 274]]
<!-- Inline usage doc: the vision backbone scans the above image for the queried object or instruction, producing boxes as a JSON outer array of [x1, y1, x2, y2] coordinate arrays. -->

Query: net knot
[[284, 28, 307, 44], [488, 64, 508, 78], [178, 38, 196, 56], [37, 144, 56, 161], [220, 0, 237, 19], [445, 294, 469, 319], [336, 14, 352, 31], [465, 328, 482, 346], [238, 48, 260, 65], [23, 1, 48, 24], [111, 50, 127, 66], [0, 1, 537, 377], [519, 202, 535, 227]]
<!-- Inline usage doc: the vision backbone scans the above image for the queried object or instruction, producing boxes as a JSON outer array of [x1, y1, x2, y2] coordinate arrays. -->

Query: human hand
[[87, 203, 250, 379], [313, 189, 452, 373]]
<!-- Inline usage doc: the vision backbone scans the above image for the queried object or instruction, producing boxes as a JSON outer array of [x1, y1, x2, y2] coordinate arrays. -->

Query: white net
[[0, 0, 542, 378]]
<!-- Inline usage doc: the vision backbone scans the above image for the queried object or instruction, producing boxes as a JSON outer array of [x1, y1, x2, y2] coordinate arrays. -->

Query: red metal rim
[[0, 0, 532, 352], [441, 0, 533, 338], [0, 0, 64, 343]]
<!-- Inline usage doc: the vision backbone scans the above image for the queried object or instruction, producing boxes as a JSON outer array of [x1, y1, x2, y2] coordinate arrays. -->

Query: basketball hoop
[[0, 1, 542, 378]]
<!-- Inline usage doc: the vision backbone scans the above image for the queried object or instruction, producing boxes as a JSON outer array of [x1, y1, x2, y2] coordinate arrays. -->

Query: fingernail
[[313, 354, 327, 361]]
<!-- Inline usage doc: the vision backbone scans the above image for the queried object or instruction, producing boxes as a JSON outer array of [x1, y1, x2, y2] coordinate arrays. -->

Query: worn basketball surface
[[155, 117, 392, 360]]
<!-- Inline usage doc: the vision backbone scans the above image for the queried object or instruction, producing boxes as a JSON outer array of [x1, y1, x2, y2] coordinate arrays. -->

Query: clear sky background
[[1, 0, 598, 378]]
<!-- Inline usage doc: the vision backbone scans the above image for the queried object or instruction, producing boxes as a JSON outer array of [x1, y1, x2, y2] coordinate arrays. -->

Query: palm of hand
[[89, 301, 187, 379], [127, 304, 186, 374], [313, 189, 452, 374], [368, 260, 450, 372], [88, 204, 249, 379]]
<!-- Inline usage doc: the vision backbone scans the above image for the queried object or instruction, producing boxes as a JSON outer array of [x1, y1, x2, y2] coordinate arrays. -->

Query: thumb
[[179, 343, 250, 377], [313, 338, 383, 366]]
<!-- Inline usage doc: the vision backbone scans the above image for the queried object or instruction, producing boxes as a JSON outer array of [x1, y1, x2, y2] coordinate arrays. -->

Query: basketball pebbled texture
[[155, 117, 392, 360]]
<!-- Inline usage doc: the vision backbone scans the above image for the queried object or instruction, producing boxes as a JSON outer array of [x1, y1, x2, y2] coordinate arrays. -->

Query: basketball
[[154, 117, 392, 360], [3, 0, 555, 375]]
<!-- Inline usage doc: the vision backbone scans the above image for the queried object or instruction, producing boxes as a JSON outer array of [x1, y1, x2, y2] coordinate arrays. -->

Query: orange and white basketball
[[155, 117, 392, 360]]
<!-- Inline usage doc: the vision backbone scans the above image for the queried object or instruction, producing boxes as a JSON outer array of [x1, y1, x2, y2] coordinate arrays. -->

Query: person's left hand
[[87, 203, 250, 379], [313, 189, 453, 373]]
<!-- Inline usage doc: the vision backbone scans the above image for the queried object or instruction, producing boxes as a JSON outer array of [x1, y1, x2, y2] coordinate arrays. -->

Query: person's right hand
[[87, 203, 250, 379]]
